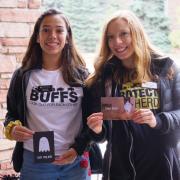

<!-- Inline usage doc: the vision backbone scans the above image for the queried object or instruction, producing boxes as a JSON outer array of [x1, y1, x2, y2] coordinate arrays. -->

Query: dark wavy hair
[[22, 9, 87, 85]]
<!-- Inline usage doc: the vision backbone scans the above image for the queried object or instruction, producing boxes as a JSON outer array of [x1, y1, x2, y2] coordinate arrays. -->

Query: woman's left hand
[[53, 148, 77, 165], [131, 109, 157, 128]]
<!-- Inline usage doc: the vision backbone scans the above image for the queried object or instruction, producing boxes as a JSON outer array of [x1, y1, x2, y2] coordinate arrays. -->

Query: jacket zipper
[[129, 130, 136, 180], [107, 121, 112, 180]]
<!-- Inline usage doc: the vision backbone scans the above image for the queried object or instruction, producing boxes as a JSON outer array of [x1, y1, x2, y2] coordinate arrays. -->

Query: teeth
[[46, 42, 59, 48], [47, 43, 58, 45], [116, 47, 126, 53]]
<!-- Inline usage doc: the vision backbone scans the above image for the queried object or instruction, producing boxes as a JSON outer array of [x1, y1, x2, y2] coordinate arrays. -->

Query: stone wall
[[0, 0, 41, 121], [0, 0, 41, 176]]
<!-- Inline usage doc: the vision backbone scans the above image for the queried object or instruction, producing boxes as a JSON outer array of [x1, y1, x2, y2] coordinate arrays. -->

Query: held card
[[33, 131, 55, 163], [101, 97, 135, 120]]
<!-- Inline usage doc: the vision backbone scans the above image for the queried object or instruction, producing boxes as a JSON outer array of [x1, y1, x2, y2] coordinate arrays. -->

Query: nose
[[114, 37, 123, 45], [49, 29, 57, 39]]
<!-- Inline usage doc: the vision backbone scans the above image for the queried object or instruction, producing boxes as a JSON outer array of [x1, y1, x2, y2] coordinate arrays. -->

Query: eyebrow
[[41, 25, 65, 28]]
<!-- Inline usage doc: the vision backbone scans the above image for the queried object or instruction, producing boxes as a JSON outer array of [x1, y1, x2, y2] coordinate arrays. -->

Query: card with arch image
[[101, 97, 135, 120]]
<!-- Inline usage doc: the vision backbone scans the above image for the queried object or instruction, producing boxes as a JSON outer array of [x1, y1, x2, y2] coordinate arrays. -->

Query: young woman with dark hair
[[4, 9, 91, 180]]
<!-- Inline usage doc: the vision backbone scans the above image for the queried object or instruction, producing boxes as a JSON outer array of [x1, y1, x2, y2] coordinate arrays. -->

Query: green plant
[[130, 0, 171, 52], [169, 30, 180, 48]]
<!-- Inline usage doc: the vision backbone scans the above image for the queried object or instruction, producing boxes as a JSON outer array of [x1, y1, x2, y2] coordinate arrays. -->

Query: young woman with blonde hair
[[86, 10, 180, 180]]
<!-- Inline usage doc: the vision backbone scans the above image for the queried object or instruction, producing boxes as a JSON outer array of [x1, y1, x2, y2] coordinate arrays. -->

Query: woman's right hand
[[87, 112, 103, 134], [11, 125, 34, 142]]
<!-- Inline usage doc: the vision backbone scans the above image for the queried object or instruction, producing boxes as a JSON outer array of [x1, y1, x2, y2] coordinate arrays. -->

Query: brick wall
[[0, 0, 41, 121], [0, 139, 16, 177], [0, 0, 41, 176]]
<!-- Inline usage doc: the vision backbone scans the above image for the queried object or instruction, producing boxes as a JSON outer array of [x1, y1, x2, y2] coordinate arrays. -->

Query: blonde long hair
[[87, 10, 163, 86]]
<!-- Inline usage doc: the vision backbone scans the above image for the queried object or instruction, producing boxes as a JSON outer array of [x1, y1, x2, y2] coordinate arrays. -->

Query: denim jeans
[[20, 149, 91, 180]]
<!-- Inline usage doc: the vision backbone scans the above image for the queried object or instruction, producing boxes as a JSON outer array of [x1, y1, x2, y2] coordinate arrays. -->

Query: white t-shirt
[[24, 68, 83, 155]]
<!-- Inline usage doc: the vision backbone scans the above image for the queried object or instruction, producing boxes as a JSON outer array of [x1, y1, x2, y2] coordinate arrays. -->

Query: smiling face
[[37, 14, 68, 59], [107, 18, 135, 68]]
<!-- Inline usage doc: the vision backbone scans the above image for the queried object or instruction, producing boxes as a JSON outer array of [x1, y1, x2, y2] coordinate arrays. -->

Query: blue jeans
[[20, 150, 91, 180]]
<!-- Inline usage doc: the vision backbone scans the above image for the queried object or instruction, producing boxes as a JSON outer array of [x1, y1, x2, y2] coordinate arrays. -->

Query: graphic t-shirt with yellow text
[[119, 82, 159, 110]]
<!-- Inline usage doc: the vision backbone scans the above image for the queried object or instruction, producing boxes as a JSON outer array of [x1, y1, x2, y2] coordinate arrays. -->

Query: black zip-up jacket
[[87, 56, 180, 180], [4, 66, 93, 172]]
